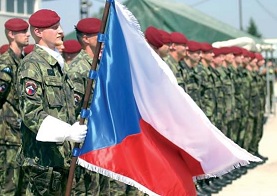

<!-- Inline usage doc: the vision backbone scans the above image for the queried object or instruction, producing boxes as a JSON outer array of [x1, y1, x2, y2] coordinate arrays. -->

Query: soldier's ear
[[33, 28, 43, 38]]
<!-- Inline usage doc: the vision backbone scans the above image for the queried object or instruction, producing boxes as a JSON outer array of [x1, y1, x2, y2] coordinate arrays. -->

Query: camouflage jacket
[[17, 45, 76, 168], [181, 62, 202, 107], [197, 64, 217, 120], [164, 54, 185, 89], [68, 50, 93, 118], [0, 48, 22, 145]]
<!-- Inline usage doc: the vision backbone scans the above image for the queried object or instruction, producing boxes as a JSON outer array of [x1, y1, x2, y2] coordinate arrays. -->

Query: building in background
[[0, 0, 42, 45]]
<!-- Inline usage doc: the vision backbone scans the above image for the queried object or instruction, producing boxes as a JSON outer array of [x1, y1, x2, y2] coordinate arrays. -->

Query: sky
[[41, 0, 277, 39]]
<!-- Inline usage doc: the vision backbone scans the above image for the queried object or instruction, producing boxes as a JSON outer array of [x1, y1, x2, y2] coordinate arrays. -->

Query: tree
[[246, 17, 262, 38]]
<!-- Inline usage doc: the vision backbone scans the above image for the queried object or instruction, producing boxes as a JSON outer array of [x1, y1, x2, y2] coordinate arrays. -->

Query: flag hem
[[77, 158, 160, 196]]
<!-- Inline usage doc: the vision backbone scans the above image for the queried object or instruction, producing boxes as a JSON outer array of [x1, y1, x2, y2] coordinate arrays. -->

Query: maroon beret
[[5, 18, 29, 31], [23, 44, 34, 55], [212, 47, 224, 57], [187, 40, 202, 52], [255, 52, 264, 61], [200, 42, 213, 52], [248, 51, 256, 59], [241, 48, 250, 58], [230, 46, 243, 56], [170, 32, 188, 45], [159, 29, 171, 44], [145, 26, 163, 48], [0, 44, 9, 54], [76, 18, 101, 34], [218, 47, 234, 55], [63, 40, 82, 53], [29, 9, 60, 28]]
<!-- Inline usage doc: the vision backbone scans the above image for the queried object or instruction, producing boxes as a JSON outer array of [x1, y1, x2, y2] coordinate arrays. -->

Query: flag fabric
[[77, 1, 261, 195]]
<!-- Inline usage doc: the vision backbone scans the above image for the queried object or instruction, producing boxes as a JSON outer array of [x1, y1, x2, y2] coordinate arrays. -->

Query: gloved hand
[[64, 122, 87, 143]]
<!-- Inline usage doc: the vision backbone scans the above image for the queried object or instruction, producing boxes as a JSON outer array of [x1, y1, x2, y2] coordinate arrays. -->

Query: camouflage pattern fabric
[[235, 66, 250, 147], [164, 55, 185, 89], [110, 180, 145, 196], [181, 62, 202, 107], [0, 48, 24, 195], [210, 66, 225, 133], [17, 45, 76, 195], [249, 71, 265, 154], [68, 50, 93, 117]]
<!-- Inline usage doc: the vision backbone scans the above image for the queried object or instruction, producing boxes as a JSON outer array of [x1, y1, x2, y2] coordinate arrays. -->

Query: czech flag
[[77, 1, 260, 195]]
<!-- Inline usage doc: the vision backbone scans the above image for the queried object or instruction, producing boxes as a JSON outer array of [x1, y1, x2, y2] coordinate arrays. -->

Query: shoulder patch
[[25, 81, 37, 96], [0, 83, 8, 93]]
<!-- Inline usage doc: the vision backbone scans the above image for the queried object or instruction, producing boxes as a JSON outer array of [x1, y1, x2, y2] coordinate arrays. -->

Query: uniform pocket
[[44, 76, 63, 108]]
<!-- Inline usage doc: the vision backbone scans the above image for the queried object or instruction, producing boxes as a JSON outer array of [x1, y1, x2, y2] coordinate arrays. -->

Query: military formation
[[145, 26, 273, 196], [0, 6, 274, 196]]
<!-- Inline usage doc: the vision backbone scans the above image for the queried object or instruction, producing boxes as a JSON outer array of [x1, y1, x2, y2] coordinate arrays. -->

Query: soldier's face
[[158, 44, 170, 58], [39, 23, 64, 50], [11, 29, 30, 47]]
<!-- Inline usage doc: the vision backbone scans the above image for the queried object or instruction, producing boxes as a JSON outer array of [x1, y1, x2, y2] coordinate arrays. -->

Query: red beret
[[76, 18, 101, 34], [5, 18, 29, 31], [29, 9, 60, 28], [0, 44, 9, 54], [159, 29, 171, 44], [213, 47, 223, 57], [230, 46, 243, 56], [200, 42, 213, 52], [63, 40, 82, 53], [248, 51, 256, 59], [241, 48, 250, 58], [145, 26, 163, 48], [219, 47, 233, 55], [255, 52, 264, 61], [187, 40, 202, 52], [23, 44, 34, 55], [170, 32, 188, 44]]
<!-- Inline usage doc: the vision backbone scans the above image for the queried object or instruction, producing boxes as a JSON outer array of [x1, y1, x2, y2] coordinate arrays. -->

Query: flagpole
[[65, 1, 112, 195]]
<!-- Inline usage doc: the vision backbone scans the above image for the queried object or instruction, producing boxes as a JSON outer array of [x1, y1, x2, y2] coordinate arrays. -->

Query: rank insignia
[[25, 81, 37, 96]]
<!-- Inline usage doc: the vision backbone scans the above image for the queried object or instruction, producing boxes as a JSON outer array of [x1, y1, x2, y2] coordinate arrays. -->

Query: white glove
[[64, 122, 87, 143], [36, 115, 87, 143]]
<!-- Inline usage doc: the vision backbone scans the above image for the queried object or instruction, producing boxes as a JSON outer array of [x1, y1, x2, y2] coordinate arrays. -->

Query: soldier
[[181, 40, 202, 107], [249, 52, 268, 162], [16, 9, 87, 195], [0, 17, 30, 195], [164, 32, 188, 89], [67, 17, 111, 196], [63, 39, 82, 64]]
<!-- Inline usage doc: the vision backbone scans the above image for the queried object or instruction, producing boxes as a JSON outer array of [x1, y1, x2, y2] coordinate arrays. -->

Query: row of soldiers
[[144, 26, 271, 195], [0, 9, 147, 196], [0, 8, 273, 196]]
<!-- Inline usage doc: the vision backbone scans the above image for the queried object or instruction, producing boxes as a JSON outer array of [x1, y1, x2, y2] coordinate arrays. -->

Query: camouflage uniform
[[243, 70, 259, 152], [248, 71, 265, 154], [0, 48, 23, 195], [220, 66, 236, 139], [68, 49, 110, 196], [181, 62, 202, 107], [17, 46, 76, 195], [197, 64, 217, 125], [164, 55, 185, 89], [235, 65, 250, 147], [210, 66, 225, 132]]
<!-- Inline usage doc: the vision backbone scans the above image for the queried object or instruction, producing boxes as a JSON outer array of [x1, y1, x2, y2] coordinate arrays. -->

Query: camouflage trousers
[[110, 180, 145, 196], [243, 116, 257, 152], [72, 166, 110, 196], [23, 165, 68, 196], [249, 112, 264, 154], [0, 145, 21, 196]]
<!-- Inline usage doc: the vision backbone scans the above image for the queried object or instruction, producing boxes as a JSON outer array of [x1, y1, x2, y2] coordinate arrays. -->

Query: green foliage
[[246, 17, 262, 38]]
